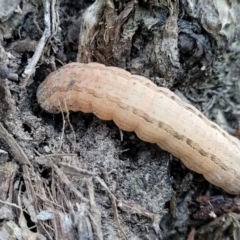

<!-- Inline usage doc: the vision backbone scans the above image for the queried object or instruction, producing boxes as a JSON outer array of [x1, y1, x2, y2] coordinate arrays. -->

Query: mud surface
[[0, 0, 240, 239]]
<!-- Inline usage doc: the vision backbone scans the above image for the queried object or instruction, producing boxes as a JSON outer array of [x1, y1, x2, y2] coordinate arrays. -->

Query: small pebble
[[43, 146, 51, 153]]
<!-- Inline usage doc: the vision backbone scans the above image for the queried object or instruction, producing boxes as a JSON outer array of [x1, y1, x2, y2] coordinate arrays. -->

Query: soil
[[0, 0, 240, 239]]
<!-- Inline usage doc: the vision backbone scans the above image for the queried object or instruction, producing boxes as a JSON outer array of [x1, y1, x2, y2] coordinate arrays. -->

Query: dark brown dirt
[[0, 0, 240, 239]]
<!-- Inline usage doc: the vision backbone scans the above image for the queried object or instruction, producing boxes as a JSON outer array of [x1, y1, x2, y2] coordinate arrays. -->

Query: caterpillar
[[37, 62, 240, 195]]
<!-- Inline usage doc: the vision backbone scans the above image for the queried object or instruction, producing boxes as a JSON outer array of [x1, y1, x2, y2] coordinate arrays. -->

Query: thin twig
[[58, 98, 66, 152], [23, 0, 51, 84], [0, 123, 31, 165], [96, 176, 128, 240], [64, 99, 77, 152]]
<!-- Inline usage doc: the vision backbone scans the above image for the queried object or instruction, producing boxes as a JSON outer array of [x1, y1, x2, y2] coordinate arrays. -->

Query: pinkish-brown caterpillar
[[37, 62, 240, 195]]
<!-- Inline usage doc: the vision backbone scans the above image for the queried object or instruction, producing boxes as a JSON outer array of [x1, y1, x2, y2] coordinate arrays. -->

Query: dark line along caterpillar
[[37, 62, 240, 195]]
